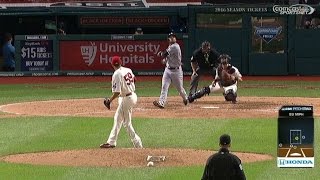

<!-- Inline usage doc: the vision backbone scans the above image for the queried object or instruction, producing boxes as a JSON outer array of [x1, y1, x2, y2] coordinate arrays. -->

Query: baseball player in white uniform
[[153, 32, 188, 108], [100, 56, 143, 148], [188, 54, 242, 104]]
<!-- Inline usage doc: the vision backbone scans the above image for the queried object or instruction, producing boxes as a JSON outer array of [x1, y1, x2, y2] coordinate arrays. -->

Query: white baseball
[[147, 161, 154, 167]]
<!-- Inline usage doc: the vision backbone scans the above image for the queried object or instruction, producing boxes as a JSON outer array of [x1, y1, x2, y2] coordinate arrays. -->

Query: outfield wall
[[13, 34, 189, 76], [1, 4, 320, 76]]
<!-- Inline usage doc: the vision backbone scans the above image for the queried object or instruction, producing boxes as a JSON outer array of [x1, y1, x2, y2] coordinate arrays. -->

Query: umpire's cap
[[220, 134, 231, 145], [111, 56, 122, 66], [168, 32, 176, 38]]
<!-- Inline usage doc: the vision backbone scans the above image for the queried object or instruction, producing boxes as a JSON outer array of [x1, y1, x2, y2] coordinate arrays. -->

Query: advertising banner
[[254, 26, 282, 44], [0, 0, 201, 9], [0, 0, 147, 8], [79, 16, 170, 26], [59, 40, 183, 71], [20, 35, 54, 71]]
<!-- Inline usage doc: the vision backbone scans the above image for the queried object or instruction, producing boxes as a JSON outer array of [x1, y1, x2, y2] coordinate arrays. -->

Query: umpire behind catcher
[[189, 41, 220, 96], [202, 134, 246, 180]]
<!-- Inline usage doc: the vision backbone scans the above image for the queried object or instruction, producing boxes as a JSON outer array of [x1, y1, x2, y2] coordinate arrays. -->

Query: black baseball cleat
[[153, 101, 164, 109], [100, 143, 115, 148], [232, 100, 237, 104], [183, 99, 188, 105], [188, 96, 194, 103]]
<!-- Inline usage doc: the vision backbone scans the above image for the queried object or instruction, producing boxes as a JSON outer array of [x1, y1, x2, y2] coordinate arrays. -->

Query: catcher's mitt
[[104, 98, 111, 110], [221, 70, 234, 85]]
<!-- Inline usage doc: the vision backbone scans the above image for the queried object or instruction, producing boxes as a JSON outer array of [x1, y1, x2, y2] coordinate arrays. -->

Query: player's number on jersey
[[124, 72, 134, 85]]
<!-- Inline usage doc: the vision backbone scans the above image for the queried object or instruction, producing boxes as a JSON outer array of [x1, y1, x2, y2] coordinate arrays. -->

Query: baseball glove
[[104, 98, 111, 110], [221, 70, 234, 85]]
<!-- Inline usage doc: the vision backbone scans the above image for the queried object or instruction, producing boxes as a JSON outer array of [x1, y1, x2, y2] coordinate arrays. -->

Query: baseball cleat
[[188, 96, 194, 103], [153, 101, 164, 109], [183, 99, 188, 105], [99, 143, 115, 148]]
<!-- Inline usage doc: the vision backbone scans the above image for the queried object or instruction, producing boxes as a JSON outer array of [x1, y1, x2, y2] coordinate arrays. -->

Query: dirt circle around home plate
[[1, 96, 319, 119], [1, 96, 319, 167]]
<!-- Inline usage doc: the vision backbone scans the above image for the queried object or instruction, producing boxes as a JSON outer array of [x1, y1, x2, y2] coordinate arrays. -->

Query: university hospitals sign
[[59, 40, 184, 71]]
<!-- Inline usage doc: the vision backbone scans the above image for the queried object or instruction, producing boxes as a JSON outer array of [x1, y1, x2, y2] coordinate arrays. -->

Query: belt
[[120, 92, 133, 97], [168, 67, 179, 70]]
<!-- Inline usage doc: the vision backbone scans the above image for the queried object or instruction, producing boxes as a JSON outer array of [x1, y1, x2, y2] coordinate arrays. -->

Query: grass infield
[[0, 79, 319, 180]]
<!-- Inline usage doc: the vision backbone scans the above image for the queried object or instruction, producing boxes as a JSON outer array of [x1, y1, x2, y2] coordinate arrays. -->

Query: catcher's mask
[[219, 54, 231, 65], [224, 89, 237, 102]]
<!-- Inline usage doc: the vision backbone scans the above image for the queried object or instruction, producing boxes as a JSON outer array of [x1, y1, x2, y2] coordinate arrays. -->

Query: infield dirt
[[1, 96, 319, 167]]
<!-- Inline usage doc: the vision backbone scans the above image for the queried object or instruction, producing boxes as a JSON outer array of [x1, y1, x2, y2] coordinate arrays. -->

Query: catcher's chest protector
[[218, 65, 236, 87], [217, 65, 234, 78]]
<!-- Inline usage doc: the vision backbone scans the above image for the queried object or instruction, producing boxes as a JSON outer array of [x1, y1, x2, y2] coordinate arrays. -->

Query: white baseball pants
[[107, 92, 143, 148], [209, 82, 238, 94]]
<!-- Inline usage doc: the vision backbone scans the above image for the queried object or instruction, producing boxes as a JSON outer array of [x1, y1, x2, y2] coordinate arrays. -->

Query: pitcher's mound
[[1, 148, 273, 167]]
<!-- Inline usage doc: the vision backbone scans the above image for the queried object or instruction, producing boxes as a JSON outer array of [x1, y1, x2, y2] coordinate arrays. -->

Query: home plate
[[200, 106, 220, 109]]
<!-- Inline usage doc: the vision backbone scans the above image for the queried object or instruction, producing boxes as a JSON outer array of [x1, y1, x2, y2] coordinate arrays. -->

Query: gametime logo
[[273, 4, 315, 15]]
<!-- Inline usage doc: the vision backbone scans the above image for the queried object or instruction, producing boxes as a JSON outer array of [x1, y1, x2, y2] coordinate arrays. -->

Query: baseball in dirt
[[147, 161, 154, 167], [146, 155, 152, 162]]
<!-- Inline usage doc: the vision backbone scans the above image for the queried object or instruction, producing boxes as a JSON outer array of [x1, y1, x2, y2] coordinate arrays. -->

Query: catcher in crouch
[[188, 54, 242, 104]]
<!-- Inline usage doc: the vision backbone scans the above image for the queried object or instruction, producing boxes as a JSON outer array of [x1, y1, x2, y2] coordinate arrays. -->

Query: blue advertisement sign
[[254, 26, 282, 44], [20, 36, 53, 71]]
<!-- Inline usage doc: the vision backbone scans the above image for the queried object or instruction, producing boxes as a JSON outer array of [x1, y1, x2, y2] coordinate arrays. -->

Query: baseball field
[[0, 76, 319, 180]]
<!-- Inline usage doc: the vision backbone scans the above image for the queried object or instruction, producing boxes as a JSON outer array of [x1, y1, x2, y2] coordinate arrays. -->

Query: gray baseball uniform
[[156, 42, 188, 107]]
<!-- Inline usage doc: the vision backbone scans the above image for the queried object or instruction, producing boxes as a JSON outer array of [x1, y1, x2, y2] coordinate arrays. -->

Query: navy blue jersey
[[202, 148, 246, 180]]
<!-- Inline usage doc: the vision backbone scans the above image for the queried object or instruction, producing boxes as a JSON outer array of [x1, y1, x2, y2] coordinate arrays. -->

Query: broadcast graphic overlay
[[278, 106, 314, 168]]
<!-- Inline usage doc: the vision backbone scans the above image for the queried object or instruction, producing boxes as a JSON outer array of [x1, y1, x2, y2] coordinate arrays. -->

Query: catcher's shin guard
[[188, 86, 210, 103], [224, 89, 237, 102]]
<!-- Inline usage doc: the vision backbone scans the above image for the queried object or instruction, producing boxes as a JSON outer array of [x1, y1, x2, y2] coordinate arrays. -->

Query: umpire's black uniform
[[202, 134, 246, 180], [189, 42, 220, 96]]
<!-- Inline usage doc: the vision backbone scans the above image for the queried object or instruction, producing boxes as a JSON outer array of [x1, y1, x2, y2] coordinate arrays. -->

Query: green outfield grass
[[0, 79, 319, 180]]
